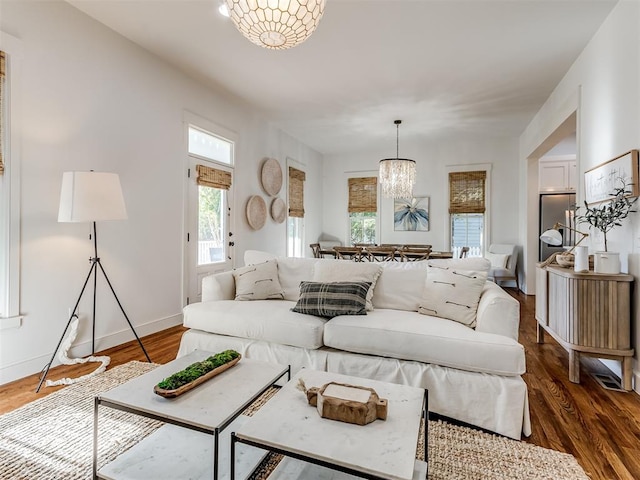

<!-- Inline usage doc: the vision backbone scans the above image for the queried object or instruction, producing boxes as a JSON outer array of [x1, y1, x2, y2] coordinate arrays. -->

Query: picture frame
[[584, 150, 639, 205], [394, 196, 429, 231]]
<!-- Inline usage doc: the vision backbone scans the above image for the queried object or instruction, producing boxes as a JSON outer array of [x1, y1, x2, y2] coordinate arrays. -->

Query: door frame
[[182, 111, 237, 306]]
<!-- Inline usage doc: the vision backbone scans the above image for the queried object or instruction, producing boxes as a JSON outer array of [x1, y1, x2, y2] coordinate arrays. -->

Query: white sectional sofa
[[178, 250, 531, 439]]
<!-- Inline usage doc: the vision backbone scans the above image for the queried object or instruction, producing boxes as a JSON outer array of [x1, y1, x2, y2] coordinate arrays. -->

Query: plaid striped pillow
[[291, 281, 372, 318]]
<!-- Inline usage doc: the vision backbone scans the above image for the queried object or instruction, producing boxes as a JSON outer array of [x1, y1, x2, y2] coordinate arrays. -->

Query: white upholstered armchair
[[486, 244, 519, 292]]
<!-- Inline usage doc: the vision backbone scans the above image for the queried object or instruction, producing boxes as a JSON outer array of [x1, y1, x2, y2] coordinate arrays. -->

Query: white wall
[[519, 0, 640, 389], [0, 1, 322, 384], [322, 137, 520, 251]]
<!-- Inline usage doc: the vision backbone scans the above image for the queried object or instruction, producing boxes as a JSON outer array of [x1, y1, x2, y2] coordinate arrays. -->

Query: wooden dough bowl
[[306, 381, 388, 426], [154, 355, 241, 398]]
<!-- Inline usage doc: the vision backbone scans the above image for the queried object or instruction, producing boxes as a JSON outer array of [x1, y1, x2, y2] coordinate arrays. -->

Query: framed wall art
[[584, 150, 639, 204], [394, 196, 429, 231]]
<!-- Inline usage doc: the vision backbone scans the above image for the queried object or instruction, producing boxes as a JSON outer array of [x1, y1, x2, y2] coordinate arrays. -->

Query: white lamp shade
[[58, 171, 128, 222], [540, 228, 563, 246]]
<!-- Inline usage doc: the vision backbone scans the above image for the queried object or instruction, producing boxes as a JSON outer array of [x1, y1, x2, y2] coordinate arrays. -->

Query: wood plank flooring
[[1, 292, 639, 479]]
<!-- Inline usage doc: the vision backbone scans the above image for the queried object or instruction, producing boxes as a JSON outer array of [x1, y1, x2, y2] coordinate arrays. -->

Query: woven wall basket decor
[[246, 195, 267, 230], [271, 197, 286, 223], [261, 158, 283, 196]]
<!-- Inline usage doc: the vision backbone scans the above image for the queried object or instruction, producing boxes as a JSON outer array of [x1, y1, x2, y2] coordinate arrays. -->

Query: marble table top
[[236, 369, 426, 480], [98, 349, 288, 431]]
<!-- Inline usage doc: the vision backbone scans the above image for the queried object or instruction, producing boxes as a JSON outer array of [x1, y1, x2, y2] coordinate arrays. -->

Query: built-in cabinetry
[[539, 159, 577, 192], [535, 264, 634, 390]]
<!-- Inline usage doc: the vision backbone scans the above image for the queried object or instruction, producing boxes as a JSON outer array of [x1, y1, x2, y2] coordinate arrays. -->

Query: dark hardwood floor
[[1, 292, 639, 479]]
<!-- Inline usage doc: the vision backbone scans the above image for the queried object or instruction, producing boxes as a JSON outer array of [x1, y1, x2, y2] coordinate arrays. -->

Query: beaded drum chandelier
[[379, 120, 417, 199], [225, 0, 326, 50]]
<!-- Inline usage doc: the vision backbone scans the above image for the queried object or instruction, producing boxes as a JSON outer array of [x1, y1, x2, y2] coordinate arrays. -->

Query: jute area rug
[[0, 361, 588, 480]]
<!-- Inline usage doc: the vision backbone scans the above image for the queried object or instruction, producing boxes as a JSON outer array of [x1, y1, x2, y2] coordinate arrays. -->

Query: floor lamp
[[36, 171, 151, 392]]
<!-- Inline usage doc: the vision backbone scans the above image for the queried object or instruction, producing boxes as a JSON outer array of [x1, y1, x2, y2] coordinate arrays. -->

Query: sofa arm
[[202, 271, 235, 302], [475, 282, 520, 341]]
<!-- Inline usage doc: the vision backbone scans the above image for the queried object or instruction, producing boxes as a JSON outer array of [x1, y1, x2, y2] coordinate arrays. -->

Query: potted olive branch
[[575, 178, 637, 273]]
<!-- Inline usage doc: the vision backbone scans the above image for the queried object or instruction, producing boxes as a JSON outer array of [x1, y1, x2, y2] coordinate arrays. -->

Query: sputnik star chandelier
[[225, 0, 326, 50]]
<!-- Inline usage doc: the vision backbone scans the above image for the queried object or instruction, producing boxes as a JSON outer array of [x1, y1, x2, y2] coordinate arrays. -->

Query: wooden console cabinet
[[535, 264, 634, 390]]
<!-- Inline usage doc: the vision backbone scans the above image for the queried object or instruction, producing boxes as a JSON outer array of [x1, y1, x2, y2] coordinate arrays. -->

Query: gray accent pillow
[[233, 260, 285, 301], [292, 281, 371, 318]]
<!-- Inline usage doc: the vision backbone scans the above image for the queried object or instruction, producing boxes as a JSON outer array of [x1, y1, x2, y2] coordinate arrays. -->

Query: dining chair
[[486, 244, 519, 291], [333, 246, 363, 261], [309, 243, 321, 258], [365, 246, 397, 262], [399, 247, 431, 262]]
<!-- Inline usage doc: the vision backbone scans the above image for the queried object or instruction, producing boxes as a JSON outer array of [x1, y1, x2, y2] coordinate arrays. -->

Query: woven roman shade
[[449, 171, 486, 214], [348, 177, 377, 213], [0, 51, 5, 175], [288, 167, 305, 218], [196, 164, 232, 190]]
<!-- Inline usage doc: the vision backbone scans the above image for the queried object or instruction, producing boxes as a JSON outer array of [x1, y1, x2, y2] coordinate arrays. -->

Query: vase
[[573, 246, 589, 273], [594, 252, 620, 274]]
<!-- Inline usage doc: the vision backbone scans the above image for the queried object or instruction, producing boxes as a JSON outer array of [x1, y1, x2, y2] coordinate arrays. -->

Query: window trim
[[0, 32, 22, 322], [345, 170, 380, 246], [445, 164, 491, 254]]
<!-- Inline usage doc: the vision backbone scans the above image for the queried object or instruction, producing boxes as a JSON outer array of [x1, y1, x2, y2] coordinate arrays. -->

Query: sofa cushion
[[233, 260, 284, 301], [427, 257, 491, 272], [292, 281, 370, 318], [323, 309, 525, 376], [313, 260, 382, 311], [276, 257, 317, 301], [372, 261, 428, 311], [183, 300, 325, 349], [418, 266, 487, 327]]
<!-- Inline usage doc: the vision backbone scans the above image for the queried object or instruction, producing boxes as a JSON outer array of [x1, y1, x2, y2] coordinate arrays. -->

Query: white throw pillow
[[276, 257, 317, 301], [313, 261, 382, 311], [418, 265, 487, 327], [233, 260, 284, 301], [372, 262, 429, 311], [484, 252, 510, 269]]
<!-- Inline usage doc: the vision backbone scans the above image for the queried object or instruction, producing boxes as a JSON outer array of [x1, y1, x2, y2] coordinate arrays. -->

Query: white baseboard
[[0, 313, 183, 386], [635, 369, 640, 395]]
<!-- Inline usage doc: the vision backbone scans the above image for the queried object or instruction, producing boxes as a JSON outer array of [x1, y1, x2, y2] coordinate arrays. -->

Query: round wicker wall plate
[[271, 197, 286, 223], [261, 158, 283, 196], [246, 195, 267, 230]]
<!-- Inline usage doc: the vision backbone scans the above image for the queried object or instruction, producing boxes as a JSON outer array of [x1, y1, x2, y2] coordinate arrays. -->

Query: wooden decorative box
[[304, 381, 387, 426]]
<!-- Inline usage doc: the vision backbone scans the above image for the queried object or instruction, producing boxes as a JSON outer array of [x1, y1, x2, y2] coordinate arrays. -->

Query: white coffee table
[[93, 350, 289, 480], [231, 369, 428, 480]]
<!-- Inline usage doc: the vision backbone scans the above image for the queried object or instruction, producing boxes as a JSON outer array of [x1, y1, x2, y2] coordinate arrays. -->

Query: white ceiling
[[67, 0, 617, 156]]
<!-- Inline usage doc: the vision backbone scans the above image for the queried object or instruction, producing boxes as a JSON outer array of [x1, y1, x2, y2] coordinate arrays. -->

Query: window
[[449, 171, 487, 257], [0, 34, 22, 321], [195, 164, 232, 265], [348, 177, 377, 245], [188, 126, 233, 165], [451, 213, 484, 256], [288, 166, 305, 257], [0, 50, 5, 176]]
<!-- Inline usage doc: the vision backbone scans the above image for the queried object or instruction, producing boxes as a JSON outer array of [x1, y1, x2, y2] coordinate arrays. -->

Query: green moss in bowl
[[157, 350, 240, 391]]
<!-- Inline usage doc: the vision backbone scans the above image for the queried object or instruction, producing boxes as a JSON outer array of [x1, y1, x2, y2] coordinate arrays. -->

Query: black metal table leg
[[230, 432, 237, 480]]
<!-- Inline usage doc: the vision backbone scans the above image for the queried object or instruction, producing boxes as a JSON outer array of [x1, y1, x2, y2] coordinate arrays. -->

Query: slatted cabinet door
[[537, 265, 634, 390]]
